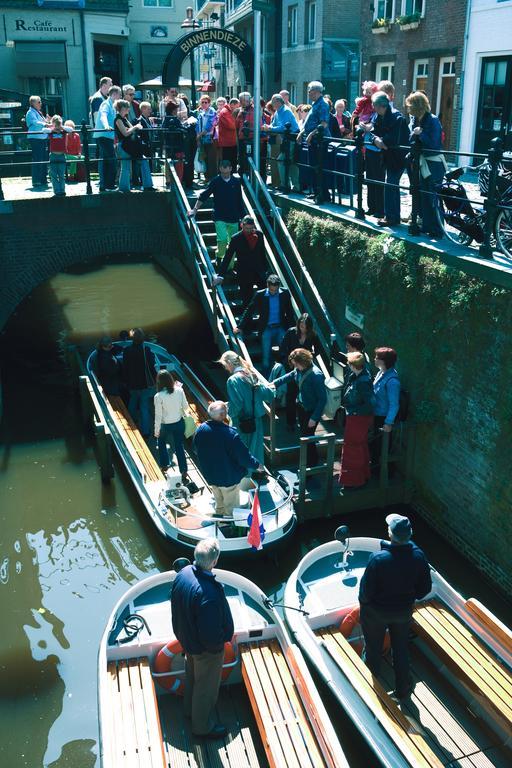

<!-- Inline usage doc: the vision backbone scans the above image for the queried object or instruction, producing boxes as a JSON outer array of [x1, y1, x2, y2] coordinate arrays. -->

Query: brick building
[[360, 0, 467, 151], [281, 0, 361, 106]]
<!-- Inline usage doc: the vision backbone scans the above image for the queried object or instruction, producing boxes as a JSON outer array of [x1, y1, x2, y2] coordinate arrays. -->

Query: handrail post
[[298, 438, 308, 503], [283, 123, 291, 191], [479, 136, 503, 259], [354, 127, 365, 220], [408, 135, 421, 235], [211, 280, 218, 343], [81, 121, 92, 195], [241, 121, 250, 176], [325, 434, 335, 513], [379, 429, 390, 489], [314, 125, 325, 204]]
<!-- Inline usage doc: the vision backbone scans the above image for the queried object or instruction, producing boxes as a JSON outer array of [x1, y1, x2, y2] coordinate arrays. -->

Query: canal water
[[1, 261, 510, 768]]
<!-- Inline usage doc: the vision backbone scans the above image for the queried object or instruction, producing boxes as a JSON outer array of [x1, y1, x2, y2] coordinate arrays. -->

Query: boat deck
[[158, 683, 268, 768]]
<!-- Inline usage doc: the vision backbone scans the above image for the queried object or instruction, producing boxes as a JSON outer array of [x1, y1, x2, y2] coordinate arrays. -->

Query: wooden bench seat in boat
[[240, 639, 328, 768], [413, 600, 512, 732], [107, 396, 164, 484], [106, 657, 166, 768], [316, 626, 443, 768]]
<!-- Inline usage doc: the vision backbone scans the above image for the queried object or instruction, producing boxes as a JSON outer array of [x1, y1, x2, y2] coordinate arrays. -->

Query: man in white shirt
[[93, 84, 121, 191]]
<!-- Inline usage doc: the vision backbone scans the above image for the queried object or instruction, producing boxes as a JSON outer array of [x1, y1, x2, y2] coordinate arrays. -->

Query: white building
[[459, 0, 512, 156]]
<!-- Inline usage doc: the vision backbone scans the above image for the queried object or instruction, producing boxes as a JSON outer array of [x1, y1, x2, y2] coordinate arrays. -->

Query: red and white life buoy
[[153, 639, 237, 694], [339, 605, 391, 655], [154, 639, 186, 694]]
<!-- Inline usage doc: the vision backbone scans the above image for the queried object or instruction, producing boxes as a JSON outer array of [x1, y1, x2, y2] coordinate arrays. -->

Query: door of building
[[437, 57, 456, 149], [93, 42, 121, 88], [474, 56, 512, 154]]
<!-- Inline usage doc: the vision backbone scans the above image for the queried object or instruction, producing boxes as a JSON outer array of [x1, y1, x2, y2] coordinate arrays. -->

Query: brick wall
[[0, 193, 182, 331], [286, 208, 512, 594], [360, 0, 468, 150]]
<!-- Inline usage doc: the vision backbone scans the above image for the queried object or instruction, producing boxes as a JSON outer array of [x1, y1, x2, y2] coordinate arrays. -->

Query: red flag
[[247, 490, 265, 551]]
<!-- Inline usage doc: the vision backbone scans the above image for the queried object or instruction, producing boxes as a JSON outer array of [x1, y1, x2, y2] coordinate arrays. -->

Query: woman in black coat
[[279, 313, 319, 429]]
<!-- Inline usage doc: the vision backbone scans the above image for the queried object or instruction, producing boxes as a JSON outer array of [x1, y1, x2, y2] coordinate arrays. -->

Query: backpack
[[386, 376, 409, 422]]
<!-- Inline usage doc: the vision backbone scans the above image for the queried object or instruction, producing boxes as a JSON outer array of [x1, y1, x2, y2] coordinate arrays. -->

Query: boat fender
[[221, 641, 236, 681], [339, 606, 391, 654]]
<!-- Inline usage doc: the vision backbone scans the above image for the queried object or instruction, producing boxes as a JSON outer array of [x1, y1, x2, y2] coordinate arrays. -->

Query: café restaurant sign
[[14, 18, 68, 32], [162, 27, 254, 87]]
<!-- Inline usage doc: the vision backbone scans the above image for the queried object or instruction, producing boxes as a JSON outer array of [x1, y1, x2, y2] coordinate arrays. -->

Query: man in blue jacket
[[194, 401, 264, 518], [359, 513, 432, 700], [171, 538, 234, 738], [271, 348, 326, 466]]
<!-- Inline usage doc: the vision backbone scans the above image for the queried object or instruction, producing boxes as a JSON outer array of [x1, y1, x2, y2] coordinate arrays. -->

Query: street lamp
[[181, 6, 200, 110]]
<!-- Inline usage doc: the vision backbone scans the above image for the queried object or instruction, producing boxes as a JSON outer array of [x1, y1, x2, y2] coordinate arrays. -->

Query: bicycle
[[436, 164, 512, 258]]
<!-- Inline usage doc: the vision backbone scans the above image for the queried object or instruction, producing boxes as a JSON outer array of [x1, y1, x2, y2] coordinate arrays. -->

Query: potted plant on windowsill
[[371, 18, 391, 34], [396, 12, 421, 30]]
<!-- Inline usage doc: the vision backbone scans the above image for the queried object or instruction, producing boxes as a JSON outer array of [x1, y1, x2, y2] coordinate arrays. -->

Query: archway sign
[[162, 28, 254, 88]]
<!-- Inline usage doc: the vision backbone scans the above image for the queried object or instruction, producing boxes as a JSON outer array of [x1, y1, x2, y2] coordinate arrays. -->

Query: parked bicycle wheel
[[436, 201, 474, 246], [495, 208, 512, 258]]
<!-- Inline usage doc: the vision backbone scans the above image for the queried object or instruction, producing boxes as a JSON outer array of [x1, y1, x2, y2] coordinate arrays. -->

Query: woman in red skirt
[[338, 351, 374, 488]]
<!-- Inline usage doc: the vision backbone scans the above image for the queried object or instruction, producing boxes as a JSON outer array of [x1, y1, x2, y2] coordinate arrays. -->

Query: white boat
[[284, 527, 512, 768], [86, 340, 296, 555], [98, 562, 349, 768]]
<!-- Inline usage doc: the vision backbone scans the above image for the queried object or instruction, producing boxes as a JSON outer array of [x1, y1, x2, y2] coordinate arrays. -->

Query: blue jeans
[[49, 153, 66, 195], [384, 167, 402, 223], [128, 387, 154, 436], [97, 137, 116, 190], [29, 139, 49, 186], [420, 159, 445, 235], [261, 325, 286, 376], [158, 419, 187, 472], [117, 145, 154, 191], [360, 602, 412, 697]]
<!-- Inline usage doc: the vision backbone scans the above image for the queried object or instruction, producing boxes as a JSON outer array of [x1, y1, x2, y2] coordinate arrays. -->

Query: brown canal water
[[0, 261, 510, 768]]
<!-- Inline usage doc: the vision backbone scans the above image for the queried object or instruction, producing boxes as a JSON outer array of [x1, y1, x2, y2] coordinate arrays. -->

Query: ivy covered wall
[[287, 210, 512, 592]]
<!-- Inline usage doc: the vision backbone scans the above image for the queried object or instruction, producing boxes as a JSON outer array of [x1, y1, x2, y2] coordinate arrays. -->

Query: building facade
[[280, 0, 361, 107], [360, 0, 467, 151], [459, 0, 512, 156], [0, 0, 191, 125]]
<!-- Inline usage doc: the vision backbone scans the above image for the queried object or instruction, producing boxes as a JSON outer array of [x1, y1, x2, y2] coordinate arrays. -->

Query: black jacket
[[171, 564, 234, 654], [91, 348, 121, 395], [373, 106, 408, 171], [217, 230, 267, 280], [359, 540, 432, 611], [138, 114, 153, 155], [279, 327, 318, 363], [240, 287, 294, 333], [122, 343, 156, 390]]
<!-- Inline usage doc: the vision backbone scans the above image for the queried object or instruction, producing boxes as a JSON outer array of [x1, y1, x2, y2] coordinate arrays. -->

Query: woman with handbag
[[114, 99, 154, 193], [218, 351, 274, 465], [154, 370, 190, 480]]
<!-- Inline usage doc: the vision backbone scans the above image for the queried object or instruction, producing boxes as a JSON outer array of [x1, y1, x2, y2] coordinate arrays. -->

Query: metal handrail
[[244, 157, 346, 365], [168, 160, 252, 364]]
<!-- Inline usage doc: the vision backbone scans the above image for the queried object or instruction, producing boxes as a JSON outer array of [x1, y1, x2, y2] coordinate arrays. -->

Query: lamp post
[[181, 7, 200, 110]]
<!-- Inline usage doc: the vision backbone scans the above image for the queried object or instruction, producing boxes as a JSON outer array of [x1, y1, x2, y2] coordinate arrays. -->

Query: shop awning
[[140, 44, 171, 81], [15, 42, 68, 77]]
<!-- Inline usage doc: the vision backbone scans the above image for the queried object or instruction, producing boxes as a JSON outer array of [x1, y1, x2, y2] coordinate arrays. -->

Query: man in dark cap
[[358, 513, 432, 700]]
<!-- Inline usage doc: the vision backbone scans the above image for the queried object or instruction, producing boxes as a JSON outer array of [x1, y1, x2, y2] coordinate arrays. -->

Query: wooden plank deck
[[240, 639, 328, 768], [107, 395, 164, 483], [158, 683, 268, 768], [106, 657, 167, 768], [316, 626, 443, 768], [413, 601, 512, 733]]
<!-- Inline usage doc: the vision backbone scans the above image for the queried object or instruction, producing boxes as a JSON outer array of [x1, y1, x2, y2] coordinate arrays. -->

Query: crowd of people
[[25, 75, 446, 236]]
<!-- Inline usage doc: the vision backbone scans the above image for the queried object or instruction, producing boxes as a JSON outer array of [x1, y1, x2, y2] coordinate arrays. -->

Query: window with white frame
[[287, 82, 297, 104], [287, 5, 298, 47], [305, 2, 316, 43], [414, 59, 429, 91], [143, 0, 173, 7], [376, 62, 395, 83], [442, 59, 456, 76], [401, 0, 423, 16], [374, 0, 394, 20]]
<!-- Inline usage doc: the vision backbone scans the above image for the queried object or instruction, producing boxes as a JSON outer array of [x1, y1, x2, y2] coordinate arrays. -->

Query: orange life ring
[[154, 639, 186, 694], [154, 639, 236, 694], [339, 606, 391, 655]]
